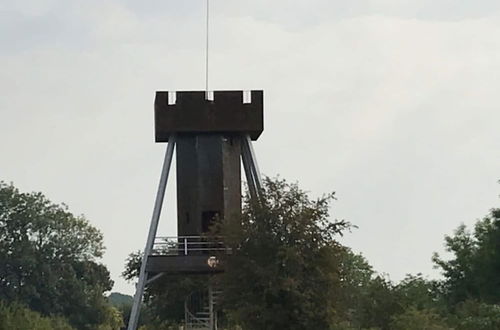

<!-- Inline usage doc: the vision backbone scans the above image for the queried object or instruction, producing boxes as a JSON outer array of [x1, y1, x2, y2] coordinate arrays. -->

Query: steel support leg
[[241, 139, 258, 200], [128, 135, 176, 330], [241, 134, 263, 198]]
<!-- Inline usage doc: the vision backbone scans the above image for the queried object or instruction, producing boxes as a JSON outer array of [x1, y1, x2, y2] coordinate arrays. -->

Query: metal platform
[[146, 236, 229, 274]]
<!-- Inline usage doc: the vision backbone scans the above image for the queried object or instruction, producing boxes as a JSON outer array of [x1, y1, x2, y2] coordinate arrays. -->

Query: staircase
[[185, 286, 222, 330]]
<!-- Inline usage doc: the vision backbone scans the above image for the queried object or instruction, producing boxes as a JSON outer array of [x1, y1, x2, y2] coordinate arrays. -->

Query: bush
[[390, 307, 450, 330], [449, 300, 500, 330], [0, 300, 74, 330]]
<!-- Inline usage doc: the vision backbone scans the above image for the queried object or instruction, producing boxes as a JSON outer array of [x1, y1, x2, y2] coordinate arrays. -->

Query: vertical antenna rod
[[205, 0, 210, 93]]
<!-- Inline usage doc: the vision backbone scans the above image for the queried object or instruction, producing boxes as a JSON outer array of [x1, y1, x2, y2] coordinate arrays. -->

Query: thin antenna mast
[[205, 0, 210, 94]]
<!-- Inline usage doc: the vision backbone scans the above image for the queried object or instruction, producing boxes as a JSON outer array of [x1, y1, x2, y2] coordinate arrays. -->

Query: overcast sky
[[1, 0, 499, 294]]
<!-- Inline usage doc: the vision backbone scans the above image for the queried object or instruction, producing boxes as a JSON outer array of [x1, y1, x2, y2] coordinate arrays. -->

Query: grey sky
[[1, 0, 499, 294]]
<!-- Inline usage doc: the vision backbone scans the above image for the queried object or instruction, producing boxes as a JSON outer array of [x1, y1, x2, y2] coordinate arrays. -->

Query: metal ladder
[[185, 285, 223, 330]]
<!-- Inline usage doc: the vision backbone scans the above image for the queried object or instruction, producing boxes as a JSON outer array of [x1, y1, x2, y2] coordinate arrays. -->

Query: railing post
[[184, 297, 188, 329], [184, 237, 188, 255], [209, 284, 214, 330]]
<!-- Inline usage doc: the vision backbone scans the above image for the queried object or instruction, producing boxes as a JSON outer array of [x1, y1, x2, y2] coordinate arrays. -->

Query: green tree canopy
[[217, 177, 350, 330], [448, 299, 500, 330], [433, 208, 500, 306], [0, 182, 114, 329], [123, 180, 500, 330]]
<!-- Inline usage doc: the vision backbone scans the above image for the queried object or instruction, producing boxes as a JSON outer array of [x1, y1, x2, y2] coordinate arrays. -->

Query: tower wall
[[176, 134, 241, 236]]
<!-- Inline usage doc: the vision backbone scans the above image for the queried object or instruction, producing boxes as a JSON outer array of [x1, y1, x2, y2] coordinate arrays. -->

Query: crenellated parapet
[[154, 90, 264, 142]]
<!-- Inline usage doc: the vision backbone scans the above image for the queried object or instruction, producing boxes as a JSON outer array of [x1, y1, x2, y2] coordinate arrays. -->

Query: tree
[[123, 177, 350, 329], [335, 257, 443, 330], [433, 208, 500, 306], [335, 250, 383, 328], [97, 305, 125, 330], [394, 274, 442, 312], [0, 182, 115, 329], [350, 274, 402, 330], [217, 177, 350, 330], [338, 250, 374, 300]]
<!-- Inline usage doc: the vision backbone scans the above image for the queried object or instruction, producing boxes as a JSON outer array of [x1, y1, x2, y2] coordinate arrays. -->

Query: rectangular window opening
[[202, 210, 220, 233]]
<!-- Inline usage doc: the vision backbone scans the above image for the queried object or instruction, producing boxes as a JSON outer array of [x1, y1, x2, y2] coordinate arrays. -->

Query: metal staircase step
[[186, 324, 211, 330], [185, 287, 224, 330]]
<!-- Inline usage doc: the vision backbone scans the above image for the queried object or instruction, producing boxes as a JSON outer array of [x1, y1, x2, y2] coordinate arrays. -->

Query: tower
[[128, 90, 264, 330]]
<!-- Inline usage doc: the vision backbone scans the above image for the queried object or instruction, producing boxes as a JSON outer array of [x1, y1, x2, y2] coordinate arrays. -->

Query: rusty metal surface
[[155, 90, 263, 142]]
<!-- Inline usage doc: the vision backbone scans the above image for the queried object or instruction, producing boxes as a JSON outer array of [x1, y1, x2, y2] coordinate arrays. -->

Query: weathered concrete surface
[[176, 134, 241, 237]]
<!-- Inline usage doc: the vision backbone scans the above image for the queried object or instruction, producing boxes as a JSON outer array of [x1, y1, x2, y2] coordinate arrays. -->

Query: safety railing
[[151, 236, 230, 256]]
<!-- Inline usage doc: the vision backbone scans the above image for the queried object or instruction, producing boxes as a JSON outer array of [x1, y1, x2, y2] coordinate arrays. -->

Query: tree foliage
[[0, 300, 74, 330], [0, 182, 117, 329], [448, 300, 500, 330], [217, 177, 350, 330], [390, 307, 451, 330], [122, 179, 500, 330], [433, 208, 500, 305]]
